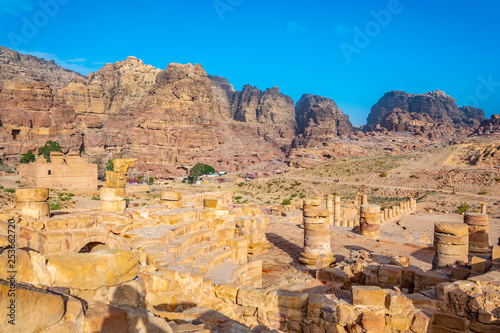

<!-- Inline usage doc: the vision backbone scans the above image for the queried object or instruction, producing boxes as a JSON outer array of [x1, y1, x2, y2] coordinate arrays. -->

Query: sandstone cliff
[[366, 90, 486, 138]]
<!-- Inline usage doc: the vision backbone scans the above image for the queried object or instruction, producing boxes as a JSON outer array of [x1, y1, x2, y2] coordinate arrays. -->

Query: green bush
[[38, 140, 62, 162], [282, 199, 291, 205], [456, 203, 470, 214], [50, 203, 62, 210], [5, 188, 15, 193], [106, 159, 114, 171], [91, 196, 100, 200], [379, 173, 387, 178], [234, 196, 242, 201], [237, 182, 245, 187], [478, 190, 488, 195], [188, 163, 215, 183], [20, 150, 36, 164]]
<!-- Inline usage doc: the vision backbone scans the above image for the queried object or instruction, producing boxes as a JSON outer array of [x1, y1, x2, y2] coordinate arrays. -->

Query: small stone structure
[[432, 222, 469, 270], [359, 204, 381, 238], [100, 158, 137, 212], [299, 199, 335, 268], [464, 212, 490, 254], [18, 152, 97, 190]]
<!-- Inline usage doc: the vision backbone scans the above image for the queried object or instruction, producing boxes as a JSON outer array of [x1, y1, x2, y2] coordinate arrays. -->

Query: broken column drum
[[299, 206, 335, 269], [464, 213, 490, 254], [359, 205, 381, 238], [15, 188, 50, 219], [432, 222, 469, 270]]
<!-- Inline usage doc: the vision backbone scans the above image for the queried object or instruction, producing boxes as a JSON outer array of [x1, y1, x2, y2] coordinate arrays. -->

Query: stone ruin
[[18, 152, 98, 190], [0, 173, 499, 332]]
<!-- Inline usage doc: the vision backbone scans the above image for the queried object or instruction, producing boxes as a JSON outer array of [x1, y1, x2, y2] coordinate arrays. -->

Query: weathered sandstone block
[[47, 249, 139, 290]]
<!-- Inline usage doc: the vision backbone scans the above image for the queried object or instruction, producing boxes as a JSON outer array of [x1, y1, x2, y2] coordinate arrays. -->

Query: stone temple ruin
[[0, 160, 499, 332]]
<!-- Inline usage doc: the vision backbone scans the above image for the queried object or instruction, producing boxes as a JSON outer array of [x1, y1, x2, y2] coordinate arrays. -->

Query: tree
[[20, 150, 36, 164], [38, 141, 62, 162], [188, 163, 215, 184]]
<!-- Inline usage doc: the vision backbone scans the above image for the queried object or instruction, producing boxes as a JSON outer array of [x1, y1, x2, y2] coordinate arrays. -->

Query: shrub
[[409, 175, 419, 179], [50, 203, 62, 210], [20, 150, 36, 164], [456, 203, 470, 214], [38, 140, 62, 162], [379, 173, 387, 178], [478, 190, 488, 195], [234, 196, 242, 201], [91, 196, 100, 200], [282, 199, 291, 205], [291, 193, 298, 198], [148, 177, 154, 184], [105, 159, 114, 171], [5, 188, 15, 193], [237, 182, 245, 187]]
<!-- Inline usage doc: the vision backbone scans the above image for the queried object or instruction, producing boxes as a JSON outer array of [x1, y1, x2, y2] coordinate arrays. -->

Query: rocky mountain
[[0, 46, 85, 90], [295, 94, 353, 138], [0, 47, 298, 177], [366, 90, 486, 138], [472, 114, 500, 136]]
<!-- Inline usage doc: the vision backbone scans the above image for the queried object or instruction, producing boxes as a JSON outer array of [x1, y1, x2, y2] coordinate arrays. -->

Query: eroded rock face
[[295, 94, 353, 138], [231, 85, 297, 144], [366, 90, 486, 137]]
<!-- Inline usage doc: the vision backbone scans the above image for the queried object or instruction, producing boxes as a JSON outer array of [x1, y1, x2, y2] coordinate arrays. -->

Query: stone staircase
[[121, 208, 260, 287]]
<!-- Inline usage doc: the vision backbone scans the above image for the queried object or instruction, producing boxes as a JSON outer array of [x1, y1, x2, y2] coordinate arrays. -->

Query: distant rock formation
[[0, 46, 85, 90], [366, 90, 486, 138], [472, 114, 500, 136], [295, 94, 353, 138]]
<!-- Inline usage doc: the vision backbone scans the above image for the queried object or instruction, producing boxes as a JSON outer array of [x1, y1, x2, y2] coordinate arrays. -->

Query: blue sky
[[1, 0, 499, 125]]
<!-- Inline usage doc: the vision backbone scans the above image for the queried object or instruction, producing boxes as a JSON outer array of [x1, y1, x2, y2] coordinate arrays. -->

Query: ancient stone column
[[384, 209, 389, 222], [101, 158, 136, 212], [15, 188, 49, 219], [481, 203, 487, 215], [399, 202, 405, 215], [333, 195, 341, 226], [360, 205, 381, 238], [380, 212, 385, 224], [161, 191, 182, 209], [432, 222, 469, 270], [388, 208, 393, 221], [361, 195, 368, 206], [326, 194, 334, 225], [464, 213, 490, 254], [299, 206, 335, 269]]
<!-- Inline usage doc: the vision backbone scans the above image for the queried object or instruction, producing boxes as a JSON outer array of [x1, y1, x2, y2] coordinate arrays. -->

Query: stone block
[[160, 191, 182, 201], [101, 200, 126, 212], [203, 198, 220, 209], [160, 200, 182, 209], [105, 171, 127, 188], [378, 265, 403, 286], [433, 313, 467, 331], [17, 201, 50, 217], [15, 188, 49, 202], [435, 222, 469, 236], [100, 187, 126, 201], [82, 301, 128, 333], [214, 283, 238, 303], [47, 249, 139, 290], [471, 256, 492, 274], [351, 286, 386, 307]]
